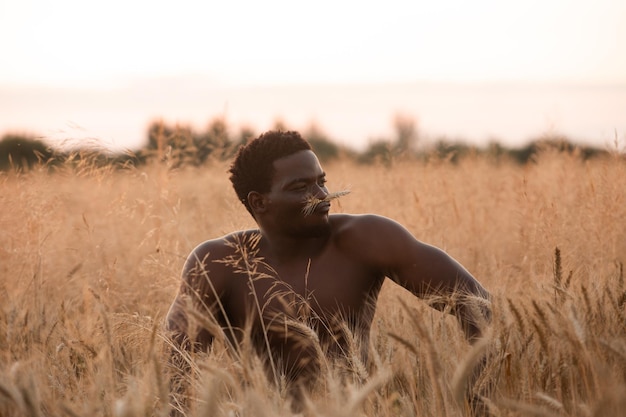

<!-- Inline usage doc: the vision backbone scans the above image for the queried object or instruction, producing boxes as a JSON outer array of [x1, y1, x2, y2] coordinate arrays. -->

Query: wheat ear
[[302, 190, 351, 216]]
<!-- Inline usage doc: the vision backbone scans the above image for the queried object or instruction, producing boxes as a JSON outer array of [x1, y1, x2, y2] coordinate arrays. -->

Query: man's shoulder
[[330, 213, 409, 245], [330, 213, 400, 232], [187, 229, 260, 264], [329, 213, 419, 269], [181, 229, 260, 285]]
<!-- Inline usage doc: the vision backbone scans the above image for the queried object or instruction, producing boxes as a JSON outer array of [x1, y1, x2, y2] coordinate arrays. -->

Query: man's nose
[[312, 184, 328, 199]]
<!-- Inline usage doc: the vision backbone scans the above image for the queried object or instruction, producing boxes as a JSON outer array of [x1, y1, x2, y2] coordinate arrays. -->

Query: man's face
[[264, 150, 331, 237]]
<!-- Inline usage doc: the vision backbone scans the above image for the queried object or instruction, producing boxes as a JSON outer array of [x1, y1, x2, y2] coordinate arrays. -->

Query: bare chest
[[223, 251, 384, 327]]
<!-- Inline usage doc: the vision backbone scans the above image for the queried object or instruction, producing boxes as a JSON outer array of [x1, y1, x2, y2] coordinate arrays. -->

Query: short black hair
[[229, 130, 312, 216]]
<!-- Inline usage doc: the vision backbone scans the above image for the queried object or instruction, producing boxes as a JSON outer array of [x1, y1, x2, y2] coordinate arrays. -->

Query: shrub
[[0, 134, 55, 172]]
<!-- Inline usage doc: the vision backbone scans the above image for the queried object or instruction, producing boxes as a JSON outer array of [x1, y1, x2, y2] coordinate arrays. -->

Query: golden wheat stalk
[[302, 190, 351, 217]]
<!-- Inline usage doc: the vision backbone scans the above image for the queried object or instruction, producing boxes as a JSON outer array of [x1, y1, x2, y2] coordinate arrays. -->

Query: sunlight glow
[[1, 0, 625, 151], [1, 0, 625, 87]]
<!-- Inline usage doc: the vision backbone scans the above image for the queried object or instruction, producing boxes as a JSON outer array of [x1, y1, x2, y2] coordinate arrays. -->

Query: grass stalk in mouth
[[302, 190, 351, 216]]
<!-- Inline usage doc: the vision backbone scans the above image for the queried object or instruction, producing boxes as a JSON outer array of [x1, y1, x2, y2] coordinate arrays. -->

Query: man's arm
[[165, 244, 219, 351], [352, 214, 491, 338], [164, 240, 228, 415], [393, 241, 491, 342], [354, 214, 492, 415]]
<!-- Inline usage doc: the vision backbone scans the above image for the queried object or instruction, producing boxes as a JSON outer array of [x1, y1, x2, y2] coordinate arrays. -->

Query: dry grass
[[1, 149, 625, 416]]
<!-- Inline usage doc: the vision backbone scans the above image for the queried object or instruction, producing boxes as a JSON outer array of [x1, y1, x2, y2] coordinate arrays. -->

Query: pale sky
[[1, 0, 625, 151], [2, 0, 625, 87]]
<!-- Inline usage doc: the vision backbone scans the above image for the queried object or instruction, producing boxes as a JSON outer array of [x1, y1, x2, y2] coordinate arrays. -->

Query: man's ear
[[247, 191, 267, 214]]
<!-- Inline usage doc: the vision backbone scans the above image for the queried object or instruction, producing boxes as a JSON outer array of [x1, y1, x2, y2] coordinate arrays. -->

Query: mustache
[[302, 190, 351, 216]]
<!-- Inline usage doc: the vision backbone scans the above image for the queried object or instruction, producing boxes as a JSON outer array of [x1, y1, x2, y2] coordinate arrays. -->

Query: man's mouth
[[302, 190, 351, 217], [314, 201, 331, 214]]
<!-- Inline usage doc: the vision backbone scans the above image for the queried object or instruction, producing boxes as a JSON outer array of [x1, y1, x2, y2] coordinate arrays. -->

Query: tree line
[[0, 115, 617, 172]]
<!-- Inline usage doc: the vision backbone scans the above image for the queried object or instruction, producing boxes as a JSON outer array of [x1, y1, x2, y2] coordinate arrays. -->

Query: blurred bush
[[142, 117, 242, 167], [0, 134, 55, 172], [1, 114, 616, 172]]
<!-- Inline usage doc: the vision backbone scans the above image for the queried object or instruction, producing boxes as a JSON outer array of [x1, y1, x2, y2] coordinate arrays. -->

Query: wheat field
[[1, 149, 625, 417]]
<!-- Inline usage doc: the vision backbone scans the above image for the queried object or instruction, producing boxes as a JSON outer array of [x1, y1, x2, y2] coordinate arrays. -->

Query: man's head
[[229, 130, 312, 216]]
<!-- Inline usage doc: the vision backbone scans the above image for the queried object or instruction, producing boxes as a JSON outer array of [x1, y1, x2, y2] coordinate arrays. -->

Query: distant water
[[1, 80, 625, 152]]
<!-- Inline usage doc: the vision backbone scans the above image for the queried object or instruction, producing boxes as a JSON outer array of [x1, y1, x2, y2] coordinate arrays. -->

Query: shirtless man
[[165, 130, 491, 414]]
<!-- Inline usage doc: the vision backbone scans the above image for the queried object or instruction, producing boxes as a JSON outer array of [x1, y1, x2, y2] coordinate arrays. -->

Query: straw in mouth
[[302, 190, 351, 217]]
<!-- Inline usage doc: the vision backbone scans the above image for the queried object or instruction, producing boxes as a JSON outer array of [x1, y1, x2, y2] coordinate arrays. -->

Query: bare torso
[[169, 212, 488, 386], [185, 215, 387, 380]]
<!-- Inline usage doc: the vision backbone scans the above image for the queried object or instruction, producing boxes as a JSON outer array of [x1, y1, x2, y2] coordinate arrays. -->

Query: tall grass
[[0, 149, 625, 416]]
